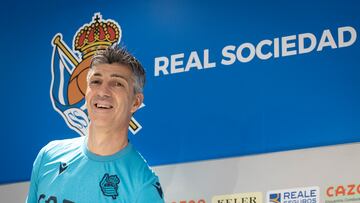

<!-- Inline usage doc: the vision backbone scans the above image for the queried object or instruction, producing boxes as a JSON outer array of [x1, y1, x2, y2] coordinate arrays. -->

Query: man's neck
[[87, 125, 129, 156]]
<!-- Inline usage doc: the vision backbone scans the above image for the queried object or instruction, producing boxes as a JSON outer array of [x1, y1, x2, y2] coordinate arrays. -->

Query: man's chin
[[90, 118, 114, 127]]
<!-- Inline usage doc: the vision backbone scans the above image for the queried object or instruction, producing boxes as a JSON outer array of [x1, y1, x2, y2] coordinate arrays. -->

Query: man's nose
[[97, 83, 111, 97]]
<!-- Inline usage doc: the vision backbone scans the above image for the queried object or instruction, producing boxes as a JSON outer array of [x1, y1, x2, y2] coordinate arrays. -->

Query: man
[[27, 46, 165, 203]]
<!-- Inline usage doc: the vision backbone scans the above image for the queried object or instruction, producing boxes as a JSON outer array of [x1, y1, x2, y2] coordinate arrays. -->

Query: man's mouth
[[95, 103, 113, 109]]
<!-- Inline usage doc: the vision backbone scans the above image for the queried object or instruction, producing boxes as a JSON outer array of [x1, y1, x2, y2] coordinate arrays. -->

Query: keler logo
[[50, 13, 144, 136]]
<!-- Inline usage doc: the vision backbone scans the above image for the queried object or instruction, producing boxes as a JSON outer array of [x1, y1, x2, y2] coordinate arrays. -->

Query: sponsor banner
[[267, 186, 319, 203], [153, 143, 359, 203], [212, 192, 262, 203], [325, 184, 360, 203]]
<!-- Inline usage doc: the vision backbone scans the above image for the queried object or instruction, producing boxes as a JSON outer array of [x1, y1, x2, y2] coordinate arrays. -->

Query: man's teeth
[[95, 103, 112, 109]]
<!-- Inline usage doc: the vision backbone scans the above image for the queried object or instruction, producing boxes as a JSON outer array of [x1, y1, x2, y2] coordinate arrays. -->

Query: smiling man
[[26, 46, 165, 203]]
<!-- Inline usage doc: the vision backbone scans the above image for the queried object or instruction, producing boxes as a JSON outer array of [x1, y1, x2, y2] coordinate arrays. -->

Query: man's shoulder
[[126, 144, 160, 183], [40, 136, 84, 159], [126, 144, 152, 168], [127, 146, 164, 202]]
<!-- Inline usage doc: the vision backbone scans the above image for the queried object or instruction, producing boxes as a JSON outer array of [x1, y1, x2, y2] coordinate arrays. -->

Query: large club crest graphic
[[50, 13, 144, 136]]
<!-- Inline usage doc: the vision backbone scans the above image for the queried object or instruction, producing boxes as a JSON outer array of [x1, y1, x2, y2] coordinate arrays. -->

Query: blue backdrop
[[0, 0, 359, 184]]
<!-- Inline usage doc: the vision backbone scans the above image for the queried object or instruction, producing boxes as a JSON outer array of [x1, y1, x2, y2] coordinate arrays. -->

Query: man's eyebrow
[[110, 73, 129, 81], [93, 73, 102, 77], [91, 73, 129, 81]]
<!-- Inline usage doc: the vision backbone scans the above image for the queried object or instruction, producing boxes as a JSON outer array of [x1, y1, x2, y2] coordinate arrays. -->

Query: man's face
[[85, 63, 143, 129]]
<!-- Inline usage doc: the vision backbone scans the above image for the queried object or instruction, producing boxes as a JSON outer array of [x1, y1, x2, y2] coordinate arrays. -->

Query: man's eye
[[90, 80, 101, 85], [115, 82, 123, 87]]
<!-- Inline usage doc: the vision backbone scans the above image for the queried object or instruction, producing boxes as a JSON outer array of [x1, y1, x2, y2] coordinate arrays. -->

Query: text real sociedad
[[154, 26, 357, 77]]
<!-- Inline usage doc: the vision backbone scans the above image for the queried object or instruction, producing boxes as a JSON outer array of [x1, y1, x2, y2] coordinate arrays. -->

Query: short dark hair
[[90, 45, 145, 93]]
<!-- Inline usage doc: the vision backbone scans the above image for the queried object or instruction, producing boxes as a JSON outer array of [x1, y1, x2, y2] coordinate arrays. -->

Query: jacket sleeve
[[135, 177, 165, 203], [25, 146, 46, 203]]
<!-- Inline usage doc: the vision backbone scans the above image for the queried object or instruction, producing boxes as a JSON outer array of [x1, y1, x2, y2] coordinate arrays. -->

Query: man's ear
[[131, 93, 144, 113]]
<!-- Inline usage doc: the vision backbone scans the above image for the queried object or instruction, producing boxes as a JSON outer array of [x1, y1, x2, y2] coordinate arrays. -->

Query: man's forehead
[[89, 64, 133, 79]]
